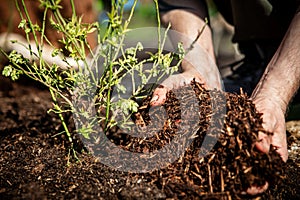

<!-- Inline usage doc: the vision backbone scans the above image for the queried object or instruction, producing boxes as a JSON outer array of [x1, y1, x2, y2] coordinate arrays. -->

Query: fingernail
[[150, 95, 159, 103]]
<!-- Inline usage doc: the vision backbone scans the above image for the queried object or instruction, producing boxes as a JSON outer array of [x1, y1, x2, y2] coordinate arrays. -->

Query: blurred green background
[[97, 0, 157, 28]]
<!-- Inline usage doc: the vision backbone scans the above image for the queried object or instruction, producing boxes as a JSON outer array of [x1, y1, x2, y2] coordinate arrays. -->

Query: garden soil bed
[[0, 75, 299, 200]]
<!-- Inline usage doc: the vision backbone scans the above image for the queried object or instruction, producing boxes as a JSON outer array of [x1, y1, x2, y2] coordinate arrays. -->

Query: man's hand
[[250, 11, 300, 163], [244, 96, 288, 195], [253, 97, 288, 162], [151, 5, 222, 106], [246, 10, 300, 195], [150, 45, 223, 107], [150, 69, 207, 106]]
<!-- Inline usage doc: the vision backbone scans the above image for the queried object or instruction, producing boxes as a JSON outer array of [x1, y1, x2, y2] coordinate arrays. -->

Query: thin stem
[[123, 0, 138, 30], [154, 0, 161, 54], [50, 88, 73, 144], [17, 0, 45, 82]]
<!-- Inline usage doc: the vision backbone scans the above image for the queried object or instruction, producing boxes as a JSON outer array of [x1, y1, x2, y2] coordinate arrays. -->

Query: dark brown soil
[[0, 75, 299, 200]]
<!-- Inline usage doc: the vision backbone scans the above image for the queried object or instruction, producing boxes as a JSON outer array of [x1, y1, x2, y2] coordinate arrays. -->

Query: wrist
[[251, 88, 288, 114]]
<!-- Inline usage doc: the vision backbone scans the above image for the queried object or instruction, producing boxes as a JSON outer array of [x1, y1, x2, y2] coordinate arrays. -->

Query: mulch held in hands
[[1, 79, 298, 199]]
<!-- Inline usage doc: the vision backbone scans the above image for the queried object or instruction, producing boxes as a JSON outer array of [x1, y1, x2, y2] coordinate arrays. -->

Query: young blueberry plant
[[1, 0, 185, 160]]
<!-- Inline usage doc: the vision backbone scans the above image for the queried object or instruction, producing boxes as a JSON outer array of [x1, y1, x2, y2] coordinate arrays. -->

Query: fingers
[[270, 131, 288, 162], [245, 182, 269, 195], [275, 145, 288, 162], [150, 86, 168, 106], [254, 131, 288, 161], [150, 73, 186, 106], [255, 127, 288, 162], [251, 99, 288, 162], [255, 131, 271, 154], [150, 71, 205, 106]]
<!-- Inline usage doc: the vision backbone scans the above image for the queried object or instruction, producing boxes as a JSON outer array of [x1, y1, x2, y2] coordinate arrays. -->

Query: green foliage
[[2, 64, 23, 81], [1, 0, 185, 153]]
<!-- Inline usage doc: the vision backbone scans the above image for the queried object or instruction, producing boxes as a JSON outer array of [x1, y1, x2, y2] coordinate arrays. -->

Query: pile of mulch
[[102, 80, 284, 198], [0, 77, 299, 199]]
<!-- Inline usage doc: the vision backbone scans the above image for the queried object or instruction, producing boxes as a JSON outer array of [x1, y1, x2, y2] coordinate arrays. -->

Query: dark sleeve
[[158, 0, 209, 21], [213, 0, 233, 25]]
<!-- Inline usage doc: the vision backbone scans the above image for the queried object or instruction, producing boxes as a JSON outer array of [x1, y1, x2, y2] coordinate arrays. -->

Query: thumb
[[150, 73, 187, 106], [150, 85, 168, 106]]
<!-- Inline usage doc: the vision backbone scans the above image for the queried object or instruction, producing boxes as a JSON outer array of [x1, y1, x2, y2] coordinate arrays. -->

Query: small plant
[[1, 0, 185, 158]]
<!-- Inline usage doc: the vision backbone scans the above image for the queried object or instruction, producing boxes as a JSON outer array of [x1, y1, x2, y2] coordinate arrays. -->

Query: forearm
[[161, 9, 215, 61], [252, 10, 300, 113], [160, 8, 222, 89]]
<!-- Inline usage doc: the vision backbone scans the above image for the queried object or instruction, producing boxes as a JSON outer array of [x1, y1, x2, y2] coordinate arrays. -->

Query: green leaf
[[2, 65, 13, 77], [2, 65, 23, 81]]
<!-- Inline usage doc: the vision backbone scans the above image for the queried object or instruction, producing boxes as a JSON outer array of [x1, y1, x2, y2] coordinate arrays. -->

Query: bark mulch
[[0, 76, 299, 199]]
